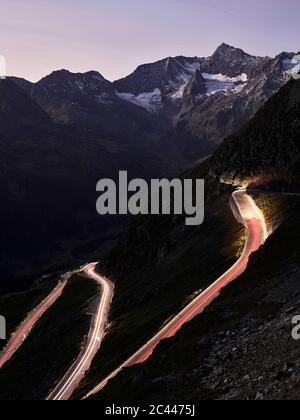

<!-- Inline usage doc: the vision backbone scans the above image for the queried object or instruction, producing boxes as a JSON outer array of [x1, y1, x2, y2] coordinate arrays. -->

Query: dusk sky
[[1, 0, 299, 82]]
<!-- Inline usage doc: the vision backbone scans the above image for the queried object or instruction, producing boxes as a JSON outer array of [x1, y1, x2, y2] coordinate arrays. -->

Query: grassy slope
[[0, 274, 99, 400], [92, 195, 300, 400]]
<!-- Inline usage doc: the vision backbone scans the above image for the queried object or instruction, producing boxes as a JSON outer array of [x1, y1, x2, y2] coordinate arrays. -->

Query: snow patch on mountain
[[203, 73, 248, 83], [169, 82, 190, 101], [183, 61, 201, 73], [117, 70, 249, 110], [166, 63, 201, 101], [169, 63, 200, 87], [164, 60, 202, 100], [283, 56, 300, 78], [203, 73, 248, 95], [232, 83, 247, 94], [116, 88, 162, 112]]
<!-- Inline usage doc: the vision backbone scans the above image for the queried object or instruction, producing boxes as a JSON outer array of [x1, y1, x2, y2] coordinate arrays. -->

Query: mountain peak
[[216, 42, 234, 50], [39, 69, 106, 84], [37, 69, 113, 98], [208, 43, 256, 77], [213, 43, 249, 57]]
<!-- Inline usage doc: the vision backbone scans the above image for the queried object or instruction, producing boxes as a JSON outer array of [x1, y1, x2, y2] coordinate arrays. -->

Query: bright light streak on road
[[48, 264, 114, 401], [84, 189, 267, 399]]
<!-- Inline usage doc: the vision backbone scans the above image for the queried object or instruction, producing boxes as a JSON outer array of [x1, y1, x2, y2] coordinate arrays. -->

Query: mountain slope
[[0, 78, 178, 295], [114, 56, 200, 97], [77, 77, 300, 400], [95, 195, 300, 401], [209, 77, 300, 184], [178, 48, 299, 148], [0, 79, 52, 132]]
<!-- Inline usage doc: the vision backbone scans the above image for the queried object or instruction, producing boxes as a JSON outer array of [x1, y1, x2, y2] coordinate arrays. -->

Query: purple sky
[[1, 0, 299, 82]]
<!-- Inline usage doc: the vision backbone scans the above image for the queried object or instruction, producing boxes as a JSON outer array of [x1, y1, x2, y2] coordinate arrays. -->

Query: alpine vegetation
[[96, 171, 205, 226]]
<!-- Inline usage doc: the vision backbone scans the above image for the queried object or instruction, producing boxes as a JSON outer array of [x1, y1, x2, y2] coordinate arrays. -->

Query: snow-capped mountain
[[11, 43, 300, 160], [114, 56, 202, 111], [112, 43, 299, 116], [114, 56, 201, 95]]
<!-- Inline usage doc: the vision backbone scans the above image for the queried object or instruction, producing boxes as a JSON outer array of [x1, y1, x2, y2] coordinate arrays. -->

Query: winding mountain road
[[0, 189, 268, 400], [0, 280, 67, 370], [84, 189, 268, 399], [48, 263, 114, 401]]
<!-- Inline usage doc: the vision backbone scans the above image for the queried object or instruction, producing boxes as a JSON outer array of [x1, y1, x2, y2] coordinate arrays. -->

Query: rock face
[[206, 43, 266, 78], [182, 70, 207, 111], [209, 77, 300, 184], [114, 56, 201, 98]]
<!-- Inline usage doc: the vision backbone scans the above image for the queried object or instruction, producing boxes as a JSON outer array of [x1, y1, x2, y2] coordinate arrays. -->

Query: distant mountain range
[[12, 43, 300, 156], [114, 43, 296, 113], [1, 43, 299, 293]]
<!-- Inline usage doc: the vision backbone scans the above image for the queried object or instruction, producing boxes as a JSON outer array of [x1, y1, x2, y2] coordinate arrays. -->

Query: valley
[[1, 43, 298, 295], [0, 38, 300, 401]]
